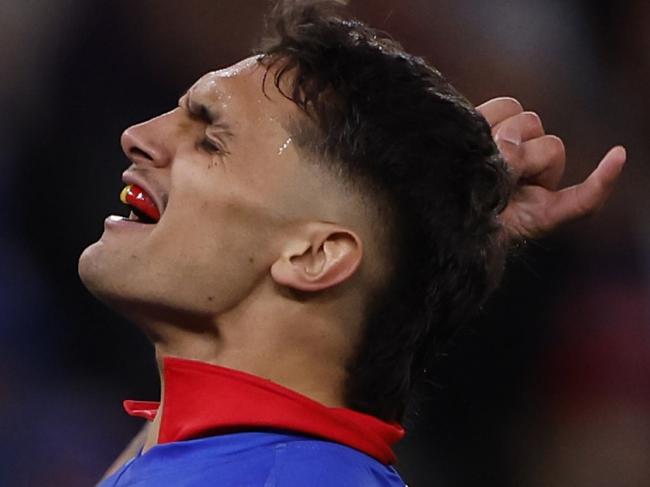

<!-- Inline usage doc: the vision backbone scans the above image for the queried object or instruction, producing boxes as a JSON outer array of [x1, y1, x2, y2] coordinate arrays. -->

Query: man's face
[[79, 57, 335, 320]]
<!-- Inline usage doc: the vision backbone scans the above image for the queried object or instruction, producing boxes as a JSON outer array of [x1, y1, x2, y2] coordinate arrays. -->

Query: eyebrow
[[179, 89, 235, 137]]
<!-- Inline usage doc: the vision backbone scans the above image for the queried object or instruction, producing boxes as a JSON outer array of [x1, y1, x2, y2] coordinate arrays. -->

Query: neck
[[140, 293, 361, 451]]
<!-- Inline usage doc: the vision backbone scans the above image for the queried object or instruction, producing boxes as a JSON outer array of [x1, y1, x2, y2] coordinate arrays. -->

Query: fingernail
[[495, 125, 521, 146]]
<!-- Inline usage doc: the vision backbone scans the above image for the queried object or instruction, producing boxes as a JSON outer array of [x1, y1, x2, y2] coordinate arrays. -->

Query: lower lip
[[104, 215, 156, 230]]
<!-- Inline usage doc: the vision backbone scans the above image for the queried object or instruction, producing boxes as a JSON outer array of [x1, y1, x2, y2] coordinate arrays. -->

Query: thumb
[[549, 145, 627, 224]]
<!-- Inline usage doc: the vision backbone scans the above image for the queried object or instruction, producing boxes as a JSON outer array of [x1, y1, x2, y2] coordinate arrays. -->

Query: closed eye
[[179, 92, 232, 154], [200, 137, 221, 154]]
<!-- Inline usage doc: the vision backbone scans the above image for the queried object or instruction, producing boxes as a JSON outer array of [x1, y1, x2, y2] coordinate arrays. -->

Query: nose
[[120, 111, 176, 168]]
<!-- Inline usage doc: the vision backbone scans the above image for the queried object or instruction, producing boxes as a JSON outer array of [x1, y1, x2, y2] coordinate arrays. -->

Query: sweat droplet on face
[[214, 56, 261, 78], [277, 137, 292, 156]]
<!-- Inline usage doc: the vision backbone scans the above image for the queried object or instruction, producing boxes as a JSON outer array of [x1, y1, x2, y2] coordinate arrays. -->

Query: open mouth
[[120, 184, 161, 224]]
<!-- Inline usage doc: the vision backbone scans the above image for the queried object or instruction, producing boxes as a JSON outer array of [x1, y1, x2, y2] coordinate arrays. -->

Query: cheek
[[141, 222, 265, 311], [137, 185, 279, 307], [164, 156, 283, 250]]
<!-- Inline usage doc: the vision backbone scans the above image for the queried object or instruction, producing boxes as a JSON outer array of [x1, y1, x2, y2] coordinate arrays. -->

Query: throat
[[142, 404, 163, 453]]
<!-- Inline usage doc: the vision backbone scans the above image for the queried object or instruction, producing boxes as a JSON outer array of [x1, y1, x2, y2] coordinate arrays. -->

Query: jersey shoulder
[[266, 438, 405, 487]]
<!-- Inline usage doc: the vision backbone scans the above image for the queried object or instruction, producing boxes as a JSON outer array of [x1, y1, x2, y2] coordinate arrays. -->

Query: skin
[[81, 59, 626, 480], [79, 56, 387, 452], [479, 97, 627, 239]]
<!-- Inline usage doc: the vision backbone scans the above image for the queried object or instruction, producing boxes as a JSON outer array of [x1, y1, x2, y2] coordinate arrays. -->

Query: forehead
[[189, 56, 300, 135], [190, 56, 261, 101]]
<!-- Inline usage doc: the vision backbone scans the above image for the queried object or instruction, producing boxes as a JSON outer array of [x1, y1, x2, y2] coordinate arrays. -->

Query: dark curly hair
[[257, 1, 513, 422]]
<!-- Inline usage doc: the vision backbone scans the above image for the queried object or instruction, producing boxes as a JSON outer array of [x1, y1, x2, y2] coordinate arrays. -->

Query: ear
[[270, 223, 363, 292]]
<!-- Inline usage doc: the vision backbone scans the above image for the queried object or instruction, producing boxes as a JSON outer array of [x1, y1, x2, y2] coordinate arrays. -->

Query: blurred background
[[1, 0, 649, 485]]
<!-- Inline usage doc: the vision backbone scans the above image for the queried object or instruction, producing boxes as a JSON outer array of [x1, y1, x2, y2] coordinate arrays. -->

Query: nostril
[[129, 146, 154, 161], [121, 123, 167, 167]]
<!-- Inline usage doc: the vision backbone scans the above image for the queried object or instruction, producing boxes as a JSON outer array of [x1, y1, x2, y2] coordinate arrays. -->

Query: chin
[[79, 241, 191, 318], [78, 245, 147, 328], [79, 240, 104, 288], [78, 240, 129, 303], [79, 245, 216, 334]]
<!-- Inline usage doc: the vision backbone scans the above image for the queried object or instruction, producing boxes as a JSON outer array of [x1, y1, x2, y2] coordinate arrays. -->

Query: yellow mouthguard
[[120, 185, 132, 204]]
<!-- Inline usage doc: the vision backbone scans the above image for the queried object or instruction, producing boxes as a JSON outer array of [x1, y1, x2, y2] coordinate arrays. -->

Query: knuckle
[[522, 111, 543, 130], [546, 135, 566, 161], [497, 139, 522, 161], [507, 97, 524, 113], [497, 96, 524, 113]]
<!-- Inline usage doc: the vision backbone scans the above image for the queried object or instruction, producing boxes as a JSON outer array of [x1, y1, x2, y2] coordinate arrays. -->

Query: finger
[[476, 97, 523, 127], [517, 135, 566, 189], [493, 111, 545, 143], [545, 146, 627, 225], [492, 113, 547, 181]]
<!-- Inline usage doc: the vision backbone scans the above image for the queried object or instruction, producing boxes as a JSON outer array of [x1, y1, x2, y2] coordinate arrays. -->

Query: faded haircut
[[257, 1, 513, 421]]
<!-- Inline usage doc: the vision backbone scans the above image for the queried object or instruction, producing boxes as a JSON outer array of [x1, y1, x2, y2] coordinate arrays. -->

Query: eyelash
[[200, 137, 221, 154], [180, 97, 225, 155]]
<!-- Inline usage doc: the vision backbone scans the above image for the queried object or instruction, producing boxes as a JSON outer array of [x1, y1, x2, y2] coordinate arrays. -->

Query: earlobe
[[270, 226, 363, 293]]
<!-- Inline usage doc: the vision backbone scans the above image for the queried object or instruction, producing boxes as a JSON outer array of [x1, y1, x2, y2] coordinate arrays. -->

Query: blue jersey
[[99, 431, 405, 486], [101, 357, 407, 487]]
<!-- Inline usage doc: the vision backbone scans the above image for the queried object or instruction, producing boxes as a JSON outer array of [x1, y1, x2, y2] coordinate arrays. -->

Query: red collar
[[124, 356, 404, 464]]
